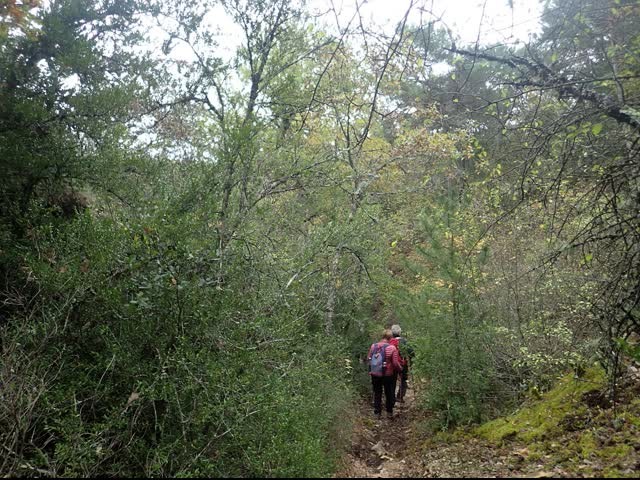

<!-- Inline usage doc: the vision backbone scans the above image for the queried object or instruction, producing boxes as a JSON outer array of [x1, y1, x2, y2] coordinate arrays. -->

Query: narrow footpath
[[334, 382, 592, 478], [336, 386, 422, 478]]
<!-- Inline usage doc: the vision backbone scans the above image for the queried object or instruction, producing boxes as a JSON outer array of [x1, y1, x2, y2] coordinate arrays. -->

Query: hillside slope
[[339, 367, 640, 477]]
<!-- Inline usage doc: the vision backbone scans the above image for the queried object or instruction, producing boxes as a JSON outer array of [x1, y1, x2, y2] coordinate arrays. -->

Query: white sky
[[163, 0, 544, 64], [310, 0, 543, 45]]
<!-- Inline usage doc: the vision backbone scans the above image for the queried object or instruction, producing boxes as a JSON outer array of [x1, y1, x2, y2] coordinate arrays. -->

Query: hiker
[[390, 324, 414, 403], [367, 329, 403, 419]]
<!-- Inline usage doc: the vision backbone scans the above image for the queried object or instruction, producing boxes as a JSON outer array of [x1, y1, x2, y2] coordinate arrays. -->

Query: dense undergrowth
[[1, 209, 357, 477]]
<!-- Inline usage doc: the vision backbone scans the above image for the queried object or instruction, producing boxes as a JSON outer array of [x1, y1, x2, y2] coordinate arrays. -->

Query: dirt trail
[[335, 384, 562, 478], [336, 386, 422, 478]]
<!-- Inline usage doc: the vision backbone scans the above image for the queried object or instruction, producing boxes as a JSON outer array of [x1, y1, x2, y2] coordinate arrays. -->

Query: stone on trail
[[371, 441, 387, 457]]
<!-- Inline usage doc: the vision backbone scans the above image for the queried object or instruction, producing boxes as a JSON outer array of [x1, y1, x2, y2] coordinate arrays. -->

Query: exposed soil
[[336, 385, 423, 478], [335, 385, 530, 478], [335, 371, 640, 478]]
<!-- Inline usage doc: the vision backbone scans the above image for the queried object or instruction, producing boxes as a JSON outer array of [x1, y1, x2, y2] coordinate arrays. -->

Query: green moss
[[619, 401, 640, 428], [600, 443, 633, 460], [362, 417, 376, 429], [431, 429, 472, 444], [575, 431, 598, 458], [416, 368, 640, 478], [474, 418, 518, 443], [602, 467, 638, 478], [442, 367, 638, 478], [475, 367, 605, 444]]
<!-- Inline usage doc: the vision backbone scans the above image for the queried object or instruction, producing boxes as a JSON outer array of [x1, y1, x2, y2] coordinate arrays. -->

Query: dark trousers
[[372, 374, 397, 414], [397, 366, 409, 400]]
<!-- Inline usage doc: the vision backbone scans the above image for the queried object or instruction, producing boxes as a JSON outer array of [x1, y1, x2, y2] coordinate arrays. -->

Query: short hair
[[391, 324, 402, 337], [382, 329, 393, 340]]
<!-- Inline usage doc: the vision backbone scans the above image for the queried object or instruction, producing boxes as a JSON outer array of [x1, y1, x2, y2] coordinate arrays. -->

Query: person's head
[[391, 324, 402, 337], [382, 329, 393, 341]]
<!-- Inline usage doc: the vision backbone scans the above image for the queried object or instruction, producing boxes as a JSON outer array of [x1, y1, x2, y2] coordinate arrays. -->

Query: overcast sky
[[162, 0, 544, 64], [309, 0, 543, 45]]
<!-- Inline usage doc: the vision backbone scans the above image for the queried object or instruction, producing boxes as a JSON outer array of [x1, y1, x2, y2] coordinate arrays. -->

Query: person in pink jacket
[[367, 329, 403, 419]]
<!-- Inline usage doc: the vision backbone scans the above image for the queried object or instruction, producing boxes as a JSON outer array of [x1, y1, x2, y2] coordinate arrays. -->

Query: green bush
[[1, 211, 355, 477], [402, 288, 498, 428]]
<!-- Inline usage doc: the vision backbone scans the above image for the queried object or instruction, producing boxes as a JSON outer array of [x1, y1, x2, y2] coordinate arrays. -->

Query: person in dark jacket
[[368, 329, 403, 419], [390, 324, 414, 403]]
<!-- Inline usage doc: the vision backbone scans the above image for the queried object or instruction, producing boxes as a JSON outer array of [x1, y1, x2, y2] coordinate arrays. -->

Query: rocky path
[[335, 383, 567, 478], [336, 386, 422, 478]]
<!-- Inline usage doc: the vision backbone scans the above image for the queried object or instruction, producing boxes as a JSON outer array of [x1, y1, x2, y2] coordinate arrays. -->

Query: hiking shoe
[[386, 411, 394, 420]]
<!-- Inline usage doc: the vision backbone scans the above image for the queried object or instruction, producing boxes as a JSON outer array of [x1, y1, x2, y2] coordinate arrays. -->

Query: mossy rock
[[475, 367, 606, 444], [474, 367, 640, 477]]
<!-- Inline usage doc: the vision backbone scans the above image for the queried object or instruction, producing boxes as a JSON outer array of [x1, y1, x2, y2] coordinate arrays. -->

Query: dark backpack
[[391, 336, 414, 366], [369, 343, 388, 376]]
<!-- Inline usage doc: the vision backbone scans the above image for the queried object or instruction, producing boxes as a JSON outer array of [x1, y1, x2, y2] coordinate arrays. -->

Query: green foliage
[[412, 304, 497, 428], [3, 0, 639, 475], [1, 209, 355, 477], [390, 175, 501, 427], [617, 338, 640, 364]]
